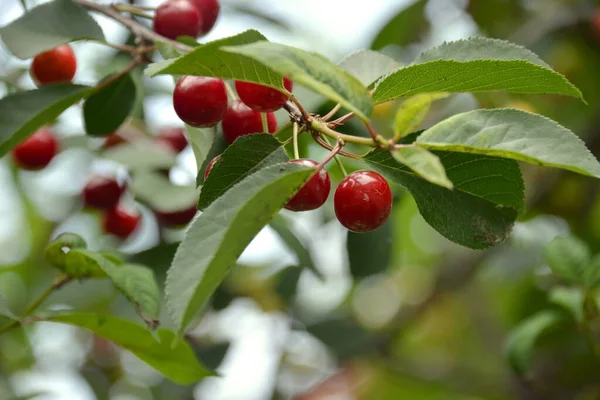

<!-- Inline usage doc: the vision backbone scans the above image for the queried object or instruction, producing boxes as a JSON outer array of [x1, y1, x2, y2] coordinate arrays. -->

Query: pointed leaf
[[364, 148, 524, 249], [131, 171, 198, 213], [45, 311, 212, 384], [166, 163, 316, 334], [45, 232, 87, 271], [373, 37, 583, 104], [145, 30, 282, 88], [222, 41, 373, 121], [198, 134, 288, 209], [417, 109, 600, 179], [371, 0, 428, 50], [505, 311, 563, 375], [0, 84, 90, 157], [549, 287, 584, 324], [339, 49, 401, 87], [0, 0, 105, 59], [391, 146, 452, 188], [83, 72, 137, 137], [270, 215, 321, 278], [394, 93, 450, 139], [102, 140, 177, 171], [543, 236, 590, 284]]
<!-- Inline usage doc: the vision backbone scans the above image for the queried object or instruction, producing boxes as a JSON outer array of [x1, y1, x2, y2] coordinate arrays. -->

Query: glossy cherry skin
[[188, 0, 220, 35], [173, 76, 228, 128], [12, 127, 59, 170], [153, 0, 202, 40], [334, 170, 392, 233], [155, 205, 197, 227], [285, 159, 330, 212], [82, 176, 126, 210], [204, 154, 221, 179], [103, 207, 141, 240], [221, 100, 277, 144], [235, 77, 293, 112], [30, 44, 76, 86], [156, 127, 188, 154]]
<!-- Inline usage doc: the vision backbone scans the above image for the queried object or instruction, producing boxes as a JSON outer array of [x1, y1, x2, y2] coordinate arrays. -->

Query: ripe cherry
[[235, 77, 293, 112], [155, 205, 197, 227], [103, 132, 126, 149], [204, 154, 221, 179], [103, 206, 141, 240], [153, 0, 202, 40], [334, 170, 392, 233], [285, 159, 330, 212], [30, 44, 76, 86], [82, 176, 126, 210], [156, 127, 188, 154], [188, 0, 220, 35], [221, 100, 277, 144], [173, 76, 228, 128], [12, 127, 59, 170]]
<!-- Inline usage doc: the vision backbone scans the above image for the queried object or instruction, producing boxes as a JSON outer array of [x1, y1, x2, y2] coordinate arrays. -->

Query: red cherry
[[156, 127, 188, 154], [103, 206, 141, 239], [12, 127, 59, 170], [221, 100, 277, 144], [173, 76, 228, 128], [103, 133, 126, 149], [82, 176, 126, 210], [155, 205, 197, 227], [284, 159, 330, 212], [30, 44, 76, 86], [153, 0, 203, 40], [334, 171, 392, 233], [235, 77, 293, 112], [204, 154, 221, 179], [188, 0, 220, 35]]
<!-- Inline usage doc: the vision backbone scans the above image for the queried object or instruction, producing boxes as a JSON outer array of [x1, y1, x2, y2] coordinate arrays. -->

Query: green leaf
[[166, 163, 316, 334], [394, 93, 450, 139], [189, 341, 230, 371], [371, 0, 428, 50], [347, 218, 392, 279], [62, 248, 107, 278], [222, 41, 373, 121], [417, 109, 600, 179], [339, 49, 401, 87], [543, 236, 591, 284], [198, 134, 288, 210], [270, 215, 321, 278], [156, 41, 184, 61], [45, 311, 212, 384], [83, 73, 137, 137], [45, 232, 87, 270], [373, 37, 583, 104], [391, 146, 452, 189], [146, 30, 281, 87], [0, 292, 17, 321], [0, 0, 105, 59], [274, 266, 303, 304], [131, 171, 198, 213], [102, 140, 177, 171], [364, 148, 524, 249], [504, 311, 563, 375], [0, 84, 90, 157], [102, 263, 161, 329], [195, 128, 228, 187], [584, 254, 600, 289], [307, 317, 378, 359], [549, 287, 584, 324]]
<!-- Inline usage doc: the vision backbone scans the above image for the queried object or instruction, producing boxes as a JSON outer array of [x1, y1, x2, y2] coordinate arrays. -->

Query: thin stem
[[321, 135, 348, 176], [322, 103, 342, 121], [310, 119, 376, 147], [365, 121, 386, 145], [225, 81, 238, 100], [292, 122, 300, 159], [112, 3, 153, 19], [94, 57, 142, 92], [330, 112, 355, 127], [288, 94, 311, 122], [74, 0, 193, 53], [102, 41, 137, 54], [0, 275, 71, 335], [317, 139, 344, 170], [114, 3, 156, 11], [261, 113, 269, 133]]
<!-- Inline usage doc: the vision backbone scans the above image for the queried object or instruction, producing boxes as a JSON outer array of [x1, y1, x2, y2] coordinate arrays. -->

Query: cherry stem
[[321, 135, 348, 176], [288, 94, 311, 122], [322, 103, 342, 121], [310, 119, 376, 147], [317, 139, 344, 170], [103, 41, 137, 54], [112, 3, 153, 19], [74, 0, 193, 53], [261, 112, 269, 133], [292, 122, 300, 159], [112, 2, 156, 12], [224, 81, 238, 100], [329, 112, 355, 127], [0, 275, 72, 336], [94, 57, 143, 92]]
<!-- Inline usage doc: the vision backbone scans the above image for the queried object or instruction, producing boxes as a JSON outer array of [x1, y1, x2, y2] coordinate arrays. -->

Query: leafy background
[[2, 0, 600, 399]]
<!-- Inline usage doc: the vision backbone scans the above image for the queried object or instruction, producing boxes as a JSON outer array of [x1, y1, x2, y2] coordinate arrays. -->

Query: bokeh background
[[2, 0, 600, 399]]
